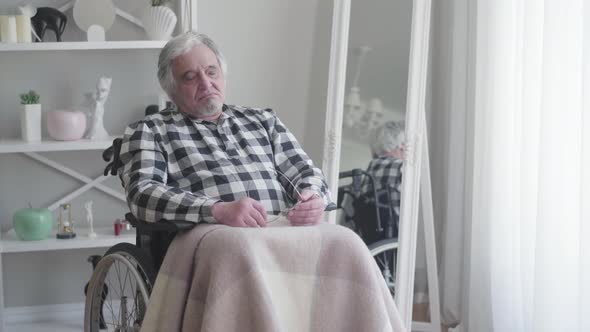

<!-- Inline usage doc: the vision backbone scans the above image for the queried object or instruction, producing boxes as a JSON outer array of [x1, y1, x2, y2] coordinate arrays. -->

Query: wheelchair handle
[[338, 168, 384, 233]]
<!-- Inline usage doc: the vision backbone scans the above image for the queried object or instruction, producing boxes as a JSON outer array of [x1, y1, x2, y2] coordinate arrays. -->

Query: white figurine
[[84, 200, 97, 238], [85, 76, 112, 140]]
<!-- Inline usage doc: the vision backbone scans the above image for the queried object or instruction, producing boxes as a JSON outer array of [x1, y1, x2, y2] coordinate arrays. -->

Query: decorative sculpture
[[85, 200, 97, 238], [85, 77, 112, 140], [31, 7, 67, 42]]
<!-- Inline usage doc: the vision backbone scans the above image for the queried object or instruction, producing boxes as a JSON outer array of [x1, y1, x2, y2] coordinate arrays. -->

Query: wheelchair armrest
[[325, 202, 337, 211], [125, 213, 197, 233]]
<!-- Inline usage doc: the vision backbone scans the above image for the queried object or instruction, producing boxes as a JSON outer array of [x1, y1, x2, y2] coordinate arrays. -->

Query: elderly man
[[117, 32, 403, 332], [118, 32, 331, 228], [365, 120, 405, 218]]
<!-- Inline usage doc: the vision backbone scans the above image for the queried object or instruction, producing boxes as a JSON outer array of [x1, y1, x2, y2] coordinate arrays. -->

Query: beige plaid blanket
[[141, 217, 405, 332]]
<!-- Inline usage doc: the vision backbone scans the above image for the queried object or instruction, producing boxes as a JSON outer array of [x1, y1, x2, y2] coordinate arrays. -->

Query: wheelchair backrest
[[103, 137, 124, 176], [338, 168, 399, 243]]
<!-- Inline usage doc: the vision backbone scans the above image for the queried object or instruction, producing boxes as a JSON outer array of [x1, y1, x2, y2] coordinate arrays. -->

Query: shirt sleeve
[[118, 121, 219, 223], [266, 110, 334, 208]]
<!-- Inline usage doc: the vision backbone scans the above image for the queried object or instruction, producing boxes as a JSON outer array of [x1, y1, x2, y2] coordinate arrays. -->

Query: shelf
[[0, 40, 166, 52], [0, 137, 118, 154], [0, 226, 135, 253]]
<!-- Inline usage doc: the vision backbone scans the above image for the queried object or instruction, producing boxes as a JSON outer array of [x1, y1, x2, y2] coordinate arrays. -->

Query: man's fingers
[[294, 197, 323, 211], [288, 205, 323, 225], [250, 208, 267, 227], [251, 201, 268, 225], [243, 216, 259, 228], [298, 190, 316, 201], [289, 206, 324, 219]]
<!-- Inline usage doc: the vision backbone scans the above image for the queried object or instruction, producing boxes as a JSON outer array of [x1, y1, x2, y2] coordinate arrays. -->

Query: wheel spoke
[[86, 247, 152, 332], [104, 273, 120, 328], [370, 242, 398, 298]]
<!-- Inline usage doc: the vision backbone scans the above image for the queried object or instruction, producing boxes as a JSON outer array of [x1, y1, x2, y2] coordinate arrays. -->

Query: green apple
[[12, 208, 53, 241]]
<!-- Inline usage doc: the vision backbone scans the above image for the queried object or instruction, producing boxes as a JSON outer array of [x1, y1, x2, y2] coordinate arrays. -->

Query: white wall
[[198, 0, 330, 162], [0, 0, 333, 308]]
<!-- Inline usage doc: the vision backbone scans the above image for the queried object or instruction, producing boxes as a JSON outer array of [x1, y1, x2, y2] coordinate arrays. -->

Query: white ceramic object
[[0, 16, 18, 43], [87, 24, 105, 42], [84, 200, 97, 238], [73, 0, 116, 32], [15, 15, 32, 43], [86, 76, 112, 140], [21, 104, 42, 142], [47, 110, 87, 141], [142, 6, 177, 41]]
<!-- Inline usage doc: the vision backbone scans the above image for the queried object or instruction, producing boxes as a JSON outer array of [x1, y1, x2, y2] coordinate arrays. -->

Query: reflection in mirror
[[335, 0, 412, 298]]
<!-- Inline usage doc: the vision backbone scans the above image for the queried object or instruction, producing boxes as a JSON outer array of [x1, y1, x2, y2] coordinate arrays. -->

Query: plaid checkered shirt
[[118, 104, 332, 224], [362, 157, 403, 217]]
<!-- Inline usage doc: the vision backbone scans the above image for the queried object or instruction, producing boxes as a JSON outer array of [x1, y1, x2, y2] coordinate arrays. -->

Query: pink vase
[[47, 110, 87, 141]]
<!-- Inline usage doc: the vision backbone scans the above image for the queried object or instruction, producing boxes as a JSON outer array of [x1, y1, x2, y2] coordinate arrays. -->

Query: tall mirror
[[323, 0, 433, 330]]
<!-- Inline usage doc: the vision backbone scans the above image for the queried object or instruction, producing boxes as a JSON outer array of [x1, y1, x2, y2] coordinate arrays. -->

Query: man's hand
[[211, 197, 267, 227], [287, 190, 324, 226]]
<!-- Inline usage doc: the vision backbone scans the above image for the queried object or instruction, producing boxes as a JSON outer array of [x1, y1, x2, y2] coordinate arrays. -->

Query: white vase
[[142, 6, 177, 41], [21, 104, 42, 142]]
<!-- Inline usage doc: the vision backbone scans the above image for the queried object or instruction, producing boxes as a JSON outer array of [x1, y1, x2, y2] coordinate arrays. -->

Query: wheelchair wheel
[[368, 239, 398, 297], [84, 243, 156, 332]]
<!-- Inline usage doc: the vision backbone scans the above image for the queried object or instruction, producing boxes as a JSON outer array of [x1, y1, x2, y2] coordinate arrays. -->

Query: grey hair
[[157, 31, 228, 97], [370, 121, 405, 157]]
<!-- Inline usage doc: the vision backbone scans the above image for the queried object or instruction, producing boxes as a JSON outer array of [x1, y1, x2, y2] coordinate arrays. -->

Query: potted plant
[[142, 0, 177, 41], [19, 90, 42, 142]]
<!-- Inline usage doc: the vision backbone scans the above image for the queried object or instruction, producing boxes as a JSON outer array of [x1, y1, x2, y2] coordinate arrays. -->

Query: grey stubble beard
[[196, 98, 223, 117]]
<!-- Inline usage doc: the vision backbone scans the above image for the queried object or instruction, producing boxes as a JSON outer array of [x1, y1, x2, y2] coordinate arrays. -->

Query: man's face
[[171, 44, 226, 119]]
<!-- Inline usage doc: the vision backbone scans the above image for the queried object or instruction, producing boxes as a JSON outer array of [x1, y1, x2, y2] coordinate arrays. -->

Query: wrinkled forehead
[[173, 45, 220, 72]]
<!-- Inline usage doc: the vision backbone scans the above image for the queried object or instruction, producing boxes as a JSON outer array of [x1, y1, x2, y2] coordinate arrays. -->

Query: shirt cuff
[[199, 198, 221, 223], [299, 186, 334, 209]]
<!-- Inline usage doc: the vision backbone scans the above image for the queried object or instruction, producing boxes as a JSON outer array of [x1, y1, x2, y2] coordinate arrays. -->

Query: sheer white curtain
[[449, 0, 590, 331]]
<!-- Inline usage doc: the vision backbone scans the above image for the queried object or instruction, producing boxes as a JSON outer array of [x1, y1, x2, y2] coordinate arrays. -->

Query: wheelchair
[[336, 168, 400, 296], [84, 138, 197, 332], [84, 139, 399, 331]]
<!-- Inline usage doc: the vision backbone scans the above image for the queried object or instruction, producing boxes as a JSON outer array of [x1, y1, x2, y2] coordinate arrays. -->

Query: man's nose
[[197, 74, 213, 90]]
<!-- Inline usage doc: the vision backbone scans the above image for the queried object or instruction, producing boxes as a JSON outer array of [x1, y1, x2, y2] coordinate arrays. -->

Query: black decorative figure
[[31, 7, 67, 42], [84, 255, 108, 330]]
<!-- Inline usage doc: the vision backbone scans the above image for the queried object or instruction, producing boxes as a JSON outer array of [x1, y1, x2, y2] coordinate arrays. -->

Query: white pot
[[21, 104, 42, 142], [142, 6, 177, 41]]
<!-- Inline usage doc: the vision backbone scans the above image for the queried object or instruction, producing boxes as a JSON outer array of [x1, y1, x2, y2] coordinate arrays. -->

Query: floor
[[6, 315, 83, 332], [7, 303, 446, 332], [413, 302, 450, 332]]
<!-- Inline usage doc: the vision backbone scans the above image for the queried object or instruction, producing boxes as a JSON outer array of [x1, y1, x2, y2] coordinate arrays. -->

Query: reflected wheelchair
[[336, 168, 400, 296]]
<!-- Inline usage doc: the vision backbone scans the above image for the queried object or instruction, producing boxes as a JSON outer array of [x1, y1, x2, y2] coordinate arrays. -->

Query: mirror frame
[[322, 0, 432, 329]]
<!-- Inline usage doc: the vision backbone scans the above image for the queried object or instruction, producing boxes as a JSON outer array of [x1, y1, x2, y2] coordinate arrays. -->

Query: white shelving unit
[[0, 2, 198, 330], [0, 137, 126, 210], [0, 41, 166, 52], [0, 139, 132, 331], [0, 137, 116, 154], [0, 227, 134, 254]]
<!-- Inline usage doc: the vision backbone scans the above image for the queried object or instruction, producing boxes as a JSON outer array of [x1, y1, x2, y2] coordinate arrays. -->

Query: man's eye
[[207, 69, 218, 77], [183, 73, 196, 81]]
